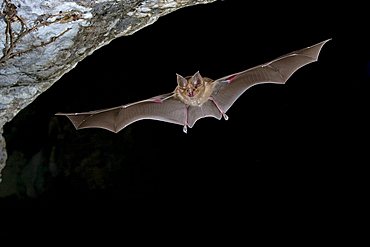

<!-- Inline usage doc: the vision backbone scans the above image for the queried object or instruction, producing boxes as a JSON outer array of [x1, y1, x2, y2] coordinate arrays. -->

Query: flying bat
[[56, 39, 330, 133]]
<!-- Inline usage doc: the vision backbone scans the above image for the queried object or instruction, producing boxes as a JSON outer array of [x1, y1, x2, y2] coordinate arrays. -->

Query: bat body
[[56, 39, 330, 133]]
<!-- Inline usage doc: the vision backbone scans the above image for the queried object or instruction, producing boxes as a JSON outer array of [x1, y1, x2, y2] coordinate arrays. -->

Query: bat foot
[[183, 125, 188, 134], [210, 98, 229, 121]]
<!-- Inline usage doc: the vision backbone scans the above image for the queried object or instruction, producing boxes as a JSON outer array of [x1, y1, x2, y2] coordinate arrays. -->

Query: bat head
[[176, 71, 205, 98]]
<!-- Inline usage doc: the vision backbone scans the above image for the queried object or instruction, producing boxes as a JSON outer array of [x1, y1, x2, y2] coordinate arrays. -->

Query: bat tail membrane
[[186, 100, 223, 128]]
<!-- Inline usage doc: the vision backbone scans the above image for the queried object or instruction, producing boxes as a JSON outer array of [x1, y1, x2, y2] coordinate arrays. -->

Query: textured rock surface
[[0, 0, 217, 181]]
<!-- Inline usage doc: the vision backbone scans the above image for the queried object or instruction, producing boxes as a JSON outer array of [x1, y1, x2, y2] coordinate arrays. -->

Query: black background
[[0, 0, 367, 234]]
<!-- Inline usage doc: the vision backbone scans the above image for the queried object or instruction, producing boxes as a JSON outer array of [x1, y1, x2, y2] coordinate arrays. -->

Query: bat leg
[[210, 98, 229, 120], [183, 105, 189, 133]]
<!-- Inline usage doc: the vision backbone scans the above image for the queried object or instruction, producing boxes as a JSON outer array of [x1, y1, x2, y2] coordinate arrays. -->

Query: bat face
[[175, 71, 214, 107]]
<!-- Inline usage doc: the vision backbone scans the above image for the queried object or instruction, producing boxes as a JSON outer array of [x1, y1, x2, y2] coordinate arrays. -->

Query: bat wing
[[56, 93, 188, 133], [57, 40, 329, 133], [211, 39, 330, 113]]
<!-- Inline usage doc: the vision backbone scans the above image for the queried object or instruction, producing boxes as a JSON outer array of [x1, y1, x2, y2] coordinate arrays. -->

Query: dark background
[[0, 0, 366, 229]]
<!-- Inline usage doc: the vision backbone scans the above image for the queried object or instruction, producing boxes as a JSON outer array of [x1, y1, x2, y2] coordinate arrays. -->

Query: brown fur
[[175, 73, 214, 106]]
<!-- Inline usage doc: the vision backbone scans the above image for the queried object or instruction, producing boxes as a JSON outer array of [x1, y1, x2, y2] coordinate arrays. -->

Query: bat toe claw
[[223, 113, 229, 120], [183, 125, 188, 134]]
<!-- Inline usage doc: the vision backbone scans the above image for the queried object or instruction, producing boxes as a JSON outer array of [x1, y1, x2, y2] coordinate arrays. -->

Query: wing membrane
[[56, 94, 186, 133], [212, 39, 330, 113]]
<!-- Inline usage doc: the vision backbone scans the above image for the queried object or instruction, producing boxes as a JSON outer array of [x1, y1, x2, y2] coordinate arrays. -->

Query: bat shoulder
[[204, 77, 214, 86]]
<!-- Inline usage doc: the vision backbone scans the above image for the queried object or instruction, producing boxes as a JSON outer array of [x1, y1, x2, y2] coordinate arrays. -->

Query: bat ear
[[176, 73, 187, 88], [191, 71, 203, 86]]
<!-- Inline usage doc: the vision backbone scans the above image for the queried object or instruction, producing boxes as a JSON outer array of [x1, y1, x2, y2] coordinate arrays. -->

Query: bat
[[56, 39, 330, 134]]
